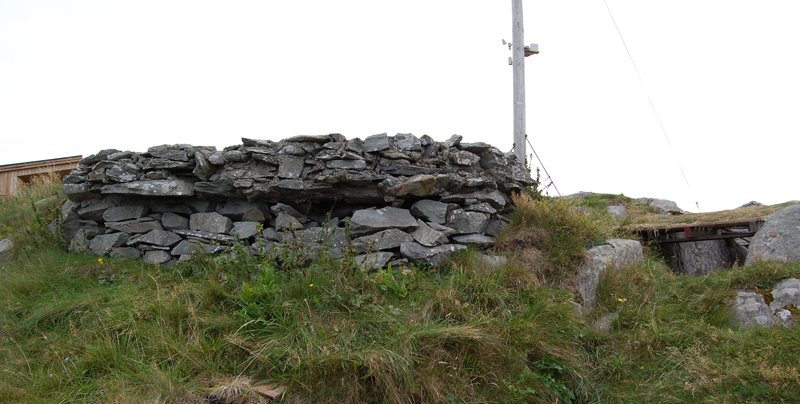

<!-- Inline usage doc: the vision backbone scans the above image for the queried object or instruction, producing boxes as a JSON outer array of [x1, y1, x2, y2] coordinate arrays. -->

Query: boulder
[[636, 197, 682, 214], [731, 292, 776, 328], [351, 229, 414, 253], [89, 233, 129, 255], [445, 210, 488, 235], [451, 234, 495, 248], [662, 237, 739, 276], [355, 252, 395, 271], [769, 278, 800, 312], [410, 220, 448, 247], [143, 250, 173, 265], [410, 200, 448, 224], [231, 221, 261, 239], [745, 204, 800, 265], [103, 205, 149, 222], [606, 204, 628, 219], [161, 212, 190, 230], [577, 239, 643, 312], [101, 180, 194, 197], [349, 207, 418, 236], [400, 242, 467, 267], [189, 212, 233, 234]]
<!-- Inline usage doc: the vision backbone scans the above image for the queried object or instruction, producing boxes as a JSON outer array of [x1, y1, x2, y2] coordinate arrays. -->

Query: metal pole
[[511, 0, 526, 164]]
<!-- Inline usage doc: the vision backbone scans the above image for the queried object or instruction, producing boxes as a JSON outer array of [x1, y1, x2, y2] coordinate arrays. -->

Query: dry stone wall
[[61, 133, 534, 268]]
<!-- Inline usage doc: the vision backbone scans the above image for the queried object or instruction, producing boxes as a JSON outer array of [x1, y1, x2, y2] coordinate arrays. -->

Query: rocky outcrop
[[60, 134, 535, 269], [731, 278, 799, 328], [577, 239, 644, 312], [636, 197, 683, 214], [661, 237, 744, 276], [745, 204, 800, 266]]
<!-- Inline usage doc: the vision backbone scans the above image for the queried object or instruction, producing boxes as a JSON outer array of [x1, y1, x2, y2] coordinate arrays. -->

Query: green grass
[[1, 180, 799, 403]]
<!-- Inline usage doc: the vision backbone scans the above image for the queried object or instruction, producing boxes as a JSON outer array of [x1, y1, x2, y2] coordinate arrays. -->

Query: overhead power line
[[602, 0, 701, 212]]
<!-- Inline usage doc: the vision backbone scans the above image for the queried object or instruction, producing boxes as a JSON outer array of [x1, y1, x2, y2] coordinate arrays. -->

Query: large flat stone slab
[[351, 229, 413, 253], [349, 207, 418, 236], [400, 242, 467, 267], [101, 180, 194, 197], [577, 239, 643, 312], [189, 212, 233, 234]]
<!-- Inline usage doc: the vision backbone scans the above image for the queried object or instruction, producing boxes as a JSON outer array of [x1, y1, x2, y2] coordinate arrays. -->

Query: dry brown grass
[[623, 201, 800, 231]]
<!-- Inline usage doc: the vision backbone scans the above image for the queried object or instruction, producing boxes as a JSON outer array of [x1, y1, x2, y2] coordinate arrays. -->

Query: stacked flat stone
[[61, 133, 534, 268]]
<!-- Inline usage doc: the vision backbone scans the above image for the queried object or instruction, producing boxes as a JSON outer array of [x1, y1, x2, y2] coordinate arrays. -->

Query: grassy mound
[[1, 181, 799, 403]]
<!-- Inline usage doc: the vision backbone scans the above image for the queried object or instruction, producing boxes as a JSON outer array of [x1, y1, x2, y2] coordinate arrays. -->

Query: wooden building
[[0, 156, 82, 197]]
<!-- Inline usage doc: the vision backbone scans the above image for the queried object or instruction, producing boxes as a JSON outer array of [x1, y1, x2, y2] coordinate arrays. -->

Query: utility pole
[[511, 0, 526, 164], [509, 0, 538, 164]]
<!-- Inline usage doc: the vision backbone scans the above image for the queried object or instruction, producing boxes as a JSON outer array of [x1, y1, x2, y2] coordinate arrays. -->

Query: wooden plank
[[655, 232, 756, 244]]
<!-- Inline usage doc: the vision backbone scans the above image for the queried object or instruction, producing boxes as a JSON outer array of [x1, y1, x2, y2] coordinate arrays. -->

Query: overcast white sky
[[1, 1, 798, 212]]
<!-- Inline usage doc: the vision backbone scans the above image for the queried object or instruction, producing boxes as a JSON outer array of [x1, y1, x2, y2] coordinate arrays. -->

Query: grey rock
[[400, 242, 467, 267], [144, 170, 170, 180], [484, 219, 509, 237], [393, 175, 437, 197], [161, 212, 189, 230], [193, 152, 215, 181], [223, 149, 248, 163], [441, 191, 506, 210], [218, 198, 269, 221], [355, 252, 395, 271], [349, 207, 419, 236], [428, 222, 457, 237], [0, 239, 13, 263], [577, 239, 643, 312], [746, 204, 800, 265], [459, 142, 491, 153], [464, 202, 497, 214], [278, 156, 306, 179], [172, 229, 236, 244], [101, 180, 194, 197], [451, 234, 495, 248], [775, 309, 795, 327], [280, 144, 306, 156], [103, 205, 149, 222], [410, 220, 448, 247], [326, 159, 367, 170], [364, 133, 390, 152], [68, 229, 89, 253], [270, 203, 306, 220], [105, 162, 141, 183], [606, 204, 628, 219], [231, 221, 261, 239], [148, 145, 188, 161], [446, 210, 488, 235], [443, 134, 462, 148], [636, 197, 682, 214], [410, 199, 448, 224], [242, 208, 266, 223], [105, 218, 164, 234], [738, 201, 763, 208], [64, 183, 95, 201], [77, 201, 112, 222], [143, 250, 173, 265], [451, 150, 480, 166], [207, 151, 226, 165], [136, 229, 182, 247], [663, 237, 738, 276], [769, 278, 800, 312], [261, 227, 283, 242], [190, 212, 233, 234], [393, 133, 422, 151], [479, 151, 506, 169], [351, 229, 414, 253], [731, 291, 776, 328], [276, 213, 304, 231], [89, 233, 129, 255], [109, 247, 141, 260], [193, 180, 236, 198], [285, 134, 345, 143]]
